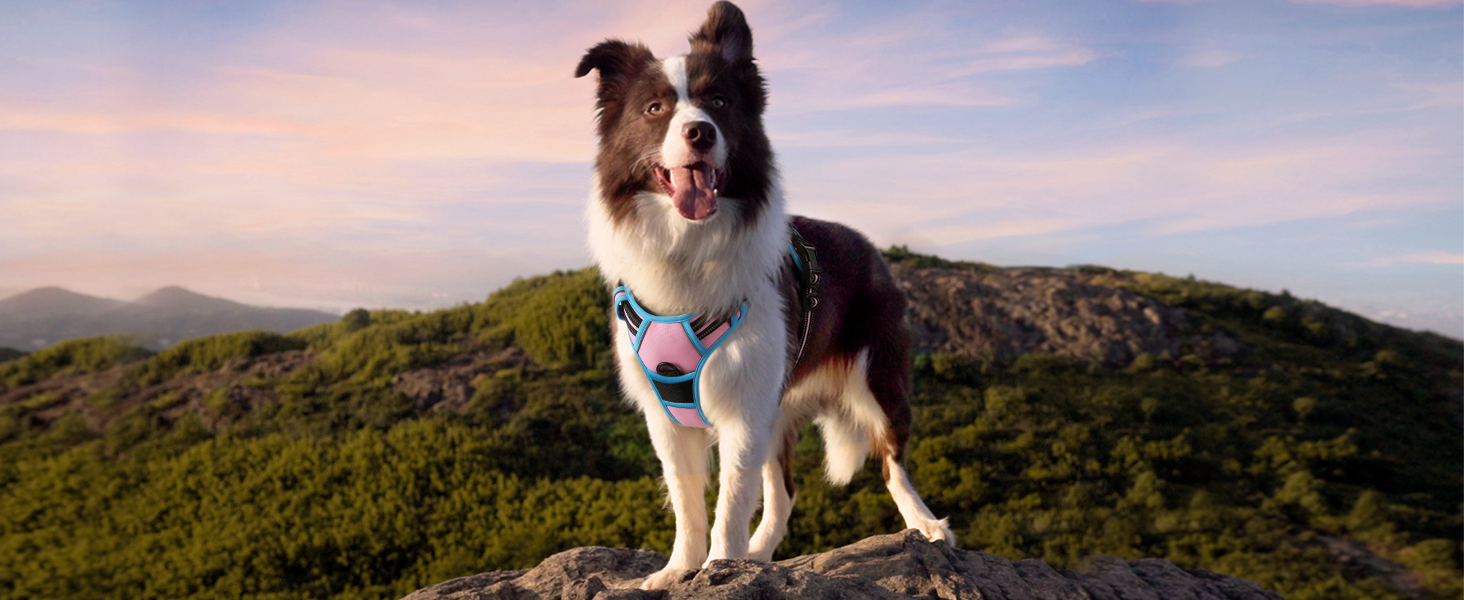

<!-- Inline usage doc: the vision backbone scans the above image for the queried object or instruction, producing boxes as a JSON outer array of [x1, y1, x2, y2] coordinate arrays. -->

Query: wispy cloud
[[0, 0, 1457, 331], [785, 126, 1455, 248], [1184, 48, 1245, 68], [759, 11, 1099, 112], [1148, 0, 1458, 5], [1354, 251, 1464, 267], [1292, 0, 1460, 7]]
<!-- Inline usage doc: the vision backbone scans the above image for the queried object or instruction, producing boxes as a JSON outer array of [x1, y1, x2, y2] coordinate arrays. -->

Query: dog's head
[[576, 1, 773, 226]]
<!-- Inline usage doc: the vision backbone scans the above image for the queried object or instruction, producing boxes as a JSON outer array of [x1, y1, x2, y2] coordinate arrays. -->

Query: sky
[[1, 0, 1460, 338]]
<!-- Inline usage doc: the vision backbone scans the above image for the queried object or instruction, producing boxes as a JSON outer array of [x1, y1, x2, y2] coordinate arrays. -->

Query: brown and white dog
[[577, 2, 954, 589]]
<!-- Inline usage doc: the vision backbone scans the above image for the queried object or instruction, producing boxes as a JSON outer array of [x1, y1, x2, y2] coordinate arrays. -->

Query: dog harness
[[614, 286, 746, 428], [614, 226, 822, 428]]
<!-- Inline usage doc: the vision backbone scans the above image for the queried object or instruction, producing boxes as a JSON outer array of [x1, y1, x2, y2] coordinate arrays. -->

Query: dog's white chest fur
[[587, 177, 791, 429]]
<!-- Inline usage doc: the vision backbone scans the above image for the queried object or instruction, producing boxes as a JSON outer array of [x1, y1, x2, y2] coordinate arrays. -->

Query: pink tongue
[[670, 167, 716, 220]]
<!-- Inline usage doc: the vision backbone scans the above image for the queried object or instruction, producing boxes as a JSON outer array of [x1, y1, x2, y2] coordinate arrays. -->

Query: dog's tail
[[815, 413, 871, 486]]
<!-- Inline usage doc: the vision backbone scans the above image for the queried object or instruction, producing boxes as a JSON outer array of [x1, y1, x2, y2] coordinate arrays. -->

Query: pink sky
[[1, 0, 1459, 336]]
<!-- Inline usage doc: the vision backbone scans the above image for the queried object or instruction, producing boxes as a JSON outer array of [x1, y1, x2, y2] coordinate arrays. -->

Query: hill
[[0, 286, 338, 351], [0, 254, 1458, 600]]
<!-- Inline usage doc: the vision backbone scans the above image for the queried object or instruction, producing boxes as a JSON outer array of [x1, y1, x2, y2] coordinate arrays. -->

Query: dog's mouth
[[654, 162, 724, 221]]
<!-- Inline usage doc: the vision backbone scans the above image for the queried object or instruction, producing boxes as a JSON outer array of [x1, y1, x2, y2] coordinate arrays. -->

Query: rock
[[391, 346, 533, 412], [893, 264, 1192, 367], [400, 531, 1285, 600]]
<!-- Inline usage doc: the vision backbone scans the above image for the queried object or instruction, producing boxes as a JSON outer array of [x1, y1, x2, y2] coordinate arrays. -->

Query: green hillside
[[0, 258, 1458, 600]]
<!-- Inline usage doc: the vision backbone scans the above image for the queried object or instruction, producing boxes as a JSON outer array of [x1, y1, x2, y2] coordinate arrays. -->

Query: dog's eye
[[711, 96, 727, 109], [646, 102, 664, 115]]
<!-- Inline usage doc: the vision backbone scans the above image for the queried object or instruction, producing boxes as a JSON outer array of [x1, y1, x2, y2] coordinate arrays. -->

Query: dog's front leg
[[705, 418, 772, 565], [641, 415, 710, 591]]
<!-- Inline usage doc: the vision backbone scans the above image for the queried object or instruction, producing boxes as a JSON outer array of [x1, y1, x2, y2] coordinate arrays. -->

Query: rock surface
[[392, 345, 534, 412], [893, 264, 1195, 367], [400, 530, 1285, 600]]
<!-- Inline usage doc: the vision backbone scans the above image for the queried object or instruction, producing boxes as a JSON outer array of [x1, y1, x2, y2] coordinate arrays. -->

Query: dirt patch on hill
[[0, 350, 315, 431], [392, 346, 535, 412]]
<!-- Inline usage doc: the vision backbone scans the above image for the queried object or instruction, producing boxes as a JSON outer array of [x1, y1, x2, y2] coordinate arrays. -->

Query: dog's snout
[[682, 121, 716, 152]]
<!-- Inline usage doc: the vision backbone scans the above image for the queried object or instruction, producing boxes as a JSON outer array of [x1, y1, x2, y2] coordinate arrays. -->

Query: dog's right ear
[[577, 40, 655, 134], [575, 39, 653, 82]]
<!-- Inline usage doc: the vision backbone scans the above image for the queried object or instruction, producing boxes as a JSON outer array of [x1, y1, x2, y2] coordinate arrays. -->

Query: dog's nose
[[682, 121, 716, 152]]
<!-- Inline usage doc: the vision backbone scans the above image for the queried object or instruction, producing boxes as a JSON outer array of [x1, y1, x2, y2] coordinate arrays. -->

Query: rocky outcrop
[[893, 264, 1199, 367], [391, 346, 534, 412], [401, 530, 1284, 600]]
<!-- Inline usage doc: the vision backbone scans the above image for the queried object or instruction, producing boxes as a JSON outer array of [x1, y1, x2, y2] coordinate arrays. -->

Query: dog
[[577, 2, 955, 589]]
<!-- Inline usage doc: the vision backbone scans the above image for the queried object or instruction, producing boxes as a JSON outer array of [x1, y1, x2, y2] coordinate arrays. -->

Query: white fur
[[782, 349, 886, 485], [747, 457, 794, 561], [589, 160, 789, 585], [885, 455, 957, 545], [780, 349, 956, 545], [660, 56, 728, 171]]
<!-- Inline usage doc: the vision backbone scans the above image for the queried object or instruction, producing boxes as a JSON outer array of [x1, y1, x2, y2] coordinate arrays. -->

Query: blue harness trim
[[613, 225, 822, 428], [614, 286, 747, 428]]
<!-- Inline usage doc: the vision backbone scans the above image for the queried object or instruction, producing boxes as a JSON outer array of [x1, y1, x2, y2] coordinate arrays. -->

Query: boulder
[[401, 530, 1285, 600]]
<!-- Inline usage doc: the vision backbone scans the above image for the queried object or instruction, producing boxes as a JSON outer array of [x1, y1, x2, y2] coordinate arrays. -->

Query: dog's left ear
[[690, 1, 754, 63]]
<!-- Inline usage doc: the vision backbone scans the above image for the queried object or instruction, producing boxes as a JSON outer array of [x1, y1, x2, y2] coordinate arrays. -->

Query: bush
[[0, 347, 26, 363], [0, 260, 1457, 600], [0, 419, 672, 600], [126, 330, 307, 387], [479, 268, 611, 368], [0, 337, 153, 391]]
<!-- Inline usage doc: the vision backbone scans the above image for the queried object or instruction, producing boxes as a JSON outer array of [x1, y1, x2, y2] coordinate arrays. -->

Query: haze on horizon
[[1, 0, 1460, 337]]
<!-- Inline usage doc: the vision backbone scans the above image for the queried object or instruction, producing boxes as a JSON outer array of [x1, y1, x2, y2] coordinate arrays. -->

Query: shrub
[[126, 330, 306, 386], [0, 336, 153, 391], [479, 268, 611, 368]]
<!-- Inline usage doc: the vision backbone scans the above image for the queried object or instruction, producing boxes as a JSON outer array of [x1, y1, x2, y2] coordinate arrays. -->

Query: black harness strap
[[789, 225, 822, 367]]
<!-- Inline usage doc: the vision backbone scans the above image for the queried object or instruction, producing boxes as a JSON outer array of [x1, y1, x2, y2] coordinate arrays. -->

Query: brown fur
[[780, 216, 916, 471]]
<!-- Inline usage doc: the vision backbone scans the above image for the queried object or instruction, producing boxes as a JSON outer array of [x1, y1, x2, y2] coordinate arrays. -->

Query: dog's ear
[[577, 40, 655, 135], [575, 39, 654, 82], [690, 1, 753, 64]]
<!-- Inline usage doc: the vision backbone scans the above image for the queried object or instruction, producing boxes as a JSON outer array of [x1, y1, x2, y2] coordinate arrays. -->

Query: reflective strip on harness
[[614, 286, 746, 428]]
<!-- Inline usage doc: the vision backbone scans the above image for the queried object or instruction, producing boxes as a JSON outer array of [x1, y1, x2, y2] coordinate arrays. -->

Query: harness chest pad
[[614, 286, 747, 428]]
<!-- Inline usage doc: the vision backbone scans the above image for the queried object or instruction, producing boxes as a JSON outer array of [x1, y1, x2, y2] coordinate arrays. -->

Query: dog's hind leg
[[881, 454, 955, 545], [748, 423, 798, 561], [865, 345, 957, 546], [640, 415, 711, 591]]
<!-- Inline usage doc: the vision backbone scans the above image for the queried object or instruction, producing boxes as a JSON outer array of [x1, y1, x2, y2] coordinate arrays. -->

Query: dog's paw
[[914, 517, 957, 547], [640, 567, 694, 590]]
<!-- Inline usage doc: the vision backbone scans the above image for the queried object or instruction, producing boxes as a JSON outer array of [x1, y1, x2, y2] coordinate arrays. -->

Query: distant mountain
[[0, 287, 126, 319], [0, 286, 338, 351], [134, 285, 245, 310]]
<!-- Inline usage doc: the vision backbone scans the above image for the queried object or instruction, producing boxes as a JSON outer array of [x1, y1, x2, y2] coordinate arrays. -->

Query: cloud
[[771, 130, 965, 148], [1146, 0, 1457, 5], [782, 127, 1456, 249], [0, 0, 1457, 322], [1184, 48, 1244, 68], [1353, 251, 1464, 267], [0, 105, 312, 136], [758, 11, 1098, 112], [1291, 0, 1460, 7]]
